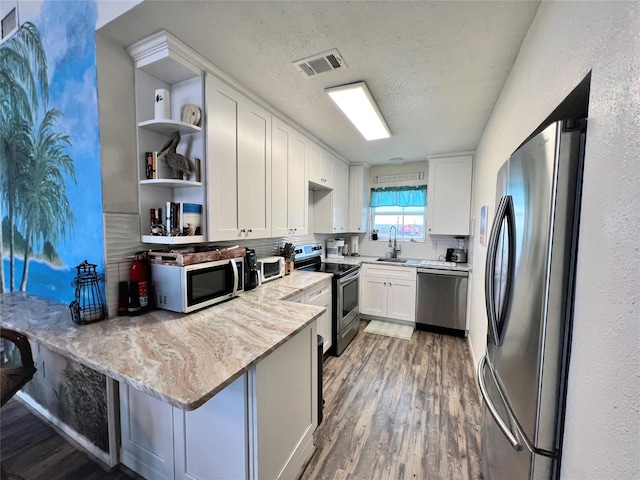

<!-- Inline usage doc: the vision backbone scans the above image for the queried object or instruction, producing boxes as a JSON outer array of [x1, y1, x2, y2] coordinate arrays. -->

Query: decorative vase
[[154, 89, 170, 120]]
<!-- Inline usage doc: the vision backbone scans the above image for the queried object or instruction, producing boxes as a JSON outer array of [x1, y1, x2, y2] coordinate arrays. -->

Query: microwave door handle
[[478, 355, 523, 451], [230, 259, 239, 295]]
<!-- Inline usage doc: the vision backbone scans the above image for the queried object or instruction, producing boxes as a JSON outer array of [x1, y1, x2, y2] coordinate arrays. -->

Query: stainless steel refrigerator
[[479, 119, 586, 479]]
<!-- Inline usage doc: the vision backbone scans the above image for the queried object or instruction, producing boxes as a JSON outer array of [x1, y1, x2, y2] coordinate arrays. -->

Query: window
[[371, 205, 426, 242], [370, 185, 427, 242]]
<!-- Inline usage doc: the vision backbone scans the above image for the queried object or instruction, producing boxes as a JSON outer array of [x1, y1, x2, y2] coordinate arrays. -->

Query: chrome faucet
[[388, 226, 401, 258]]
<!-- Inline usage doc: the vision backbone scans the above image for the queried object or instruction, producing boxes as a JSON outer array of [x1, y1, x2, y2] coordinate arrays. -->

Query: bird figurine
[[158, 131, 192, 179]]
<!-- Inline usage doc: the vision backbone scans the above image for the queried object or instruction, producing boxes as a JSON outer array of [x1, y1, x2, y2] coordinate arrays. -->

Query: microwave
[[257, 256, 285, 284], [151, 257, 244, 313]]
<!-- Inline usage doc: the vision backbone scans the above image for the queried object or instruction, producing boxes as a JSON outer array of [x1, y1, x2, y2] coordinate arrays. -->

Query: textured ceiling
[[99, 1, 540, 165]]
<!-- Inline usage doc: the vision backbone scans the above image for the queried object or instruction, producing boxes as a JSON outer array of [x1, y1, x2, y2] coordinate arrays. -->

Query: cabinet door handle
[[248, 229, 253, 233], [240, 229, 246, 233]]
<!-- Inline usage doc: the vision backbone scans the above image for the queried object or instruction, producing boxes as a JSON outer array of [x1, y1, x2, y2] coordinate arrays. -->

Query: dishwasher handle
[[417, 268, 468, 277]]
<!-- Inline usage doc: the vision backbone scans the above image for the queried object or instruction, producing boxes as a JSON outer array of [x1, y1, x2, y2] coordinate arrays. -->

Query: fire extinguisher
[[130, 252, 148, 312]]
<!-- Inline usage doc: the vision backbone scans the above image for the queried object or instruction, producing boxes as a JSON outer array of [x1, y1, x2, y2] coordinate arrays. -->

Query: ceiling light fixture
[[325, 81, 391, 141], [389, 157, 405, 164]]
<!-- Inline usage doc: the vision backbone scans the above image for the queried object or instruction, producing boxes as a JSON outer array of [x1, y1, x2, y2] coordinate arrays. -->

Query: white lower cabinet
[[120, 383, 177, 479], [360, 264, 417, 323], [120, 376, 247, 480], [251, 322, 317, 480], [304, 279, 333, 354], [286, 280, 332, 353], [175, 377, 248, 480], [119, 322, 317, 480]]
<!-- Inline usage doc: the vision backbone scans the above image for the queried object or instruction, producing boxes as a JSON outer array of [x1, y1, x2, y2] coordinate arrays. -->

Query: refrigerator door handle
[[485, 195, 516, 345], [478, 355, 523, 452], [485, 196, 506, 345]]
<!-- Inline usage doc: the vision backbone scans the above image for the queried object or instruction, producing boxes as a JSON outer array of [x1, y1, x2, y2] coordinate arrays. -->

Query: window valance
[[369, 185, 427, 207]]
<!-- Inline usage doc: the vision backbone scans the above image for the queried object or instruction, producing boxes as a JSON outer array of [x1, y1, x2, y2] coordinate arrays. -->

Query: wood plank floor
[[0, 399, 141, 480], [301, 320, 483, 480], [1, 319, 483, 479]]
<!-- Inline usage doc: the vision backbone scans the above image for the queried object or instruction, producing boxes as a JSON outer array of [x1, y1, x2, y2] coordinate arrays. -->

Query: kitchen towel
[[363, 320, 413, 341]]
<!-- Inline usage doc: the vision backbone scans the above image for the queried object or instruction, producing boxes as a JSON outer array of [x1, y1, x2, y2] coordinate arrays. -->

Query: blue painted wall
[[1, 0, 105, 304]]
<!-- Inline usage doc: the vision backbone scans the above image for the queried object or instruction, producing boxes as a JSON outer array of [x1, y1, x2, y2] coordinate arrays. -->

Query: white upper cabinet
[[271, 118, 309, 237], [238, 97, 272, 239], [426, 154, 473, 235], [313, 156, 348, 234], [308, 141, 333, 189], [128, 31, 207, 244], [348, 164, 369, 233], [333, 158, 349, 233], [206, 74, 272, 241]]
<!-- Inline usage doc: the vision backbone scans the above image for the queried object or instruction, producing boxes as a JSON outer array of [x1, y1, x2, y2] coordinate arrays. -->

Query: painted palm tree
[[0, 107, 31, 292], [19, 109, 75, 291], [0, 21, 48, 292]]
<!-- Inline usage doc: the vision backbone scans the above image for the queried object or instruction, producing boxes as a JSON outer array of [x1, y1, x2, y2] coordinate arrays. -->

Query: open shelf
[[138, 119, 201, 136], [142, 235, 206, 245], [140, 179, 202, 187], [132, 32, 207, 245]]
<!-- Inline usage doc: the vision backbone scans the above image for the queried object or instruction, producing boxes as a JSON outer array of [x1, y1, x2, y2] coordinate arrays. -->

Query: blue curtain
[[370, 185, 427, 207]]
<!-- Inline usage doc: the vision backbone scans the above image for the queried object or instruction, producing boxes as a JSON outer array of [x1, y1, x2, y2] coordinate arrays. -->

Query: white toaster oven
[[257, 256, 285, 283]]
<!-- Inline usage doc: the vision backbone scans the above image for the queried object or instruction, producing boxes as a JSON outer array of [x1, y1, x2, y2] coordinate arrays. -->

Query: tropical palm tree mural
[[0, 21, 75, 292], [20, 109, 75, 291]]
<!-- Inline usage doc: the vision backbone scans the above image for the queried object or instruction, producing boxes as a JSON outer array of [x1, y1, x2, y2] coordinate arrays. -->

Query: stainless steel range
[[294, 243, 360, 356]]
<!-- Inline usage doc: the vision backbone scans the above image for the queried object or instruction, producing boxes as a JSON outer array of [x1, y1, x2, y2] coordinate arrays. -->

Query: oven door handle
[[339, 269, 360, 285]]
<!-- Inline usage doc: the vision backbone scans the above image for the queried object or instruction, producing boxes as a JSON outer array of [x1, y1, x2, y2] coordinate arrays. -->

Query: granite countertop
[[324, 255, 471, 272], [365, 258, 472, 272], [0, 271, 331, 411]]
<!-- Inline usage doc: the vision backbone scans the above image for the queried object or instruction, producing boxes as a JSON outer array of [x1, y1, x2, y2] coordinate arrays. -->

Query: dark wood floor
[[0, 399, 138, 480], [1, 320, 483, 479], [301, 320, 483, 480]]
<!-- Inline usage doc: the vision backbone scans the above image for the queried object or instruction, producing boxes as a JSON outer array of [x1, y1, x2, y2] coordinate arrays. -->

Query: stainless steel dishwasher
[[416, 268, 468, 337]]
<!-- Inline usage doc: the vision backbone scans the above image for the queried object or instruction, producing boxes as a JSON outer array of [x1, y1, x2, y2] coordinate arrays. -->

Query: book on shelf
[[144, 151, 158, 179], [149, 208, 163, 226], [161, 202, 202, 236], [145, 152, 152, 179], [152, 151, 157, 179], [182, 203, 202, 236], [194, 158, 201, 183], [166, 201, 172, 232], [164, 201, 182, 233]]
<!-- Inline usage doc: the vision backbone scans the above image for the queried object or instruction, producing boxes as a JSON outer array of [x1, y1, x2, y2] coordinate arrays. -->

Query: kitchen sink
[[376, 258, 421, 265], [376, 257, 407, 263]]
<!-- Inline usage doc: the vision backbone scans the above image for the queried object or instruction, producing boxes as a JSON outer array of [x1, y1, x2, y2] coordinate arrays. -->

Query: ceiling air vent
[[293, 49, 347, 78]]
